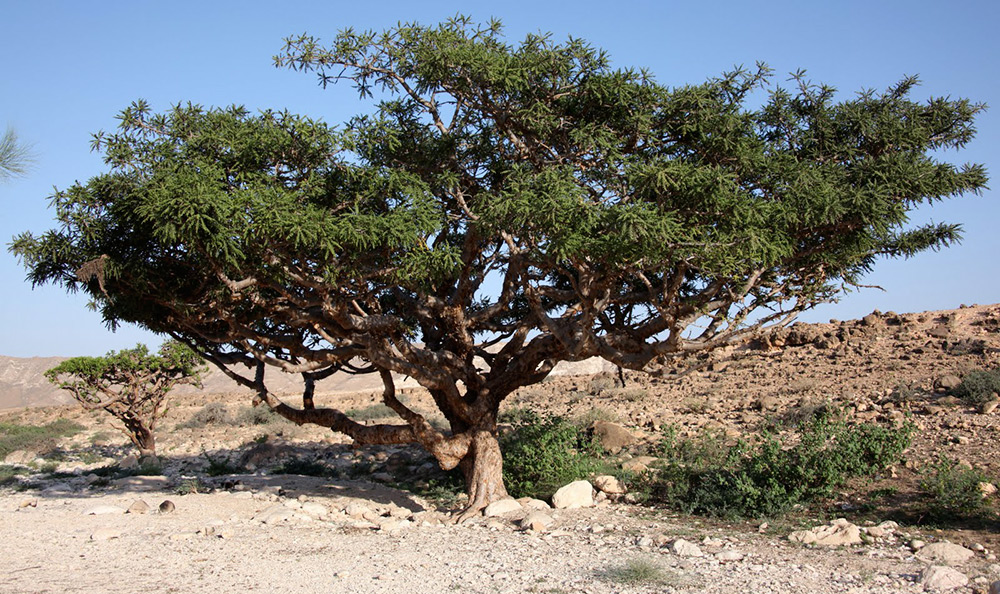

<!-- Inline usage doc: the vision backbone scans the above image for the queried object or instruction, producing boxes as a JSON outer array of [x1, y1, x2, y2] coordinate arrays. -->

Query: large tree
[[45, 341, 204, 458], [11, 18, 986, 517]]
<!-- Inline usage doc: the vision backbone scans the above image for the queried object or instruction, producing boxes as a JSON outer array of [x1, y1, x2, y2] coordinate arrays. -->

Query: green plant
[[232, 405, 286, 427], [952, 369, 1000, 406], [0, 419, 84, 460], [641, 414, 913, 518], [598, 558, 671, 586], [919, 456, 993, 521], [274, 459, 330, 476], [501, 411, 608, 500], [175, 478, 209, 495], [571, 407, 620, 429], [177, 402, 232, 429], [0, 464, 29, 487], [343, 404, 396, 422]]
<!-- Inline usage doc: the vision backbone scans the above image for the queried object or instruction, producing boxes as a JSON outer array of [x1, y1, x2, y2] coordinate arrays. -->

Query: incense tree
[[45, 341, 204, 457], [12, 18, 986, 516]]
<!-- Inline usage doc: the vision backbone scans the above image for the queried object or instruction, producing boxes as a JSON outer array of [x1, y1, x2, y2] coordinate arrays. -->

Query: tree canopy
[[45, 341, 204, 456], [12, 17, 987, 514]]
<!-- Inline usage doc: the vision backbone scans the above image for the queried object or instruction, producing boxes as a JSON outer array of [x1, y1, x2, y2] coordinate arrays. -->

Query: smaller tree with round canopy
[[45, 341, 204, 458], [12, 18, 987, 517]]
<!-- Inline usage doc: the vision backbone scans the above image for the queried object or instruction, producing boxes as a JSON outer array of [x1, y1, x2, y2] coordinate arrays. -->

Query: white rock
[[90, 528, 121, 541], [84, 505, 126, 516], [344, 502, 372, 519], [788, 518, 862, 547], [300, 502, 329, 518], [253, 504, 295, 524], [484, 498, 522, 517], [551, 481, 594, 509], [520, 511, 554, 532], [921, 565, 968, 590], [669, 538, 704, 557], [916, 543, 975, 566], [715, 550, 746, 562], [518, 498, 551, 510], [592, 475, 626, 495]]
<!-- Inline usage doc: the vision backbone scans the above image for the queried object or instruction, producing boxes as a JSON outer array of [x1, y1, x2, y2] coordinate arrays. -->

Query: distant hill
[[0, 352, 615, 410]]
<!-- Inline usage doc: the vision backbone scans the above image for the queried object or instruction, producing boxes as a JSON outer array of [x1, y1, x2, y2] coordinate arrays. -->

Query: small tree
[[12, 18, 987, 516], [45, 341, 204, 458]]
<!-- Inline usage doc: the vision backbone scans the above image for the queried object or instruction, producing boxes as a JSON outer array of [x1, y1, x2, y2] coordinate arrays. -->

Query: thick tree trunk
[[455, 429, 509, 522]]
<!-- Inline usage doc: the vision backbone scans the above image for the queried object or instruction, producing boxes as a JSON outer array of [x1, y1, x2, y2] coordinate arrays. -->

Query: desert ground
[[1, 304, 999, 593]]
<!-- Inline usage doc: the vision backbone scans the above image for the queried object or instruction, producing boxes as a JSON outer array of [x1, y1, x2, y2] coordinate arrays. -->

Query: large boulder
[[591, 422, 636, 453], [788, 518, 862, 547], [551, 480, 594, 509], [915, 542, 975, 566]]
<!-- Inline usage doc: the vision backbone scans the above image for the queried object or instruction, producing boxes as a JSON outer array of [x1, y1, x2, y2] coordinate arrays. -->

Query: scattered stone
[[484, 498, 522, 517], [916, 542, 975, 566], [592, 475, 626, 495], [254, 505, 295, 525], [715, 550, 746, 562], [920, 565, 968, 591], [517, 498, 551, 511], [127, 500, 150, 515], [551, 480, 594, 509], [935, 374, 963, 391], [344, 502, 372, 519], [911, 539, 928, 551], [520, 512, 554, 532], [669, 539, 704, 557], [590, 422, 636, 452], [84, 505, 126, 516], [620, 456, 658, 473], [300, 502, 329, 518], [18, 498, 37, 509], [90, 528, 121, 541], [981, 482, 998, 498], [981, 399, 999, 415], [158, 500, 176, 514], [788, 518, 862, 547]]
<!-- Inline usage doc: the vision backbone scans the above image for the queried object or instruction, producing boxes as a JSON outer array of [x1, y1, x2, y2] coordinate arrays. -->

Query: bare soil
[[1, 304, 999, 593]]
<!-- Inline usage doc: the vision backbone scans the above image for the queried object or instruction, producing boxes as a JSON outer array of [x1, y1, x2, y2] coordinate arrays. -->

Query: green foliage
[[0, 464, 30, 487], [0, 419, 84, 460], [344, 404, 396, 421], [598, 558, 672, 586], [500, 411, 608, 500], [952, 368, 1000, 406], [177, 402, 232, 429], [643, 416, 912, 518], [919, 456, 993, 521], [232, 405, 285, 426], [0, 126, 33, 181]]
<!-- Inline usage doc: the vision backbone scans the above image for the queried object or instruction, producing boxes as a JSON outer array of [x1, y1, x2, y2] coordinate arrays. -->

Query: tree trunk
[[455, 429, 509, 522]]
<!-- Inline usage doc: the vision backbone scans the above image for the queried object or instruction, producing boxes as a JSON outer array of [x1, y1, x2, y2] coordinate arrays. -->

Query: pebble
[[669, 539, 704, 557]]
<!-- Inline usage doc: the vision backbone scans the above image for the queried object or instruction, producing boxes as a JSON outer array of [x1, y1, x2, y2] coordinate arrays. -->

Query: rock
[[119, 454, 139, 470], [981, 399, 999, 415], [591, 422, 636, 452], [862, 313, 881, 327], [517, 498, 551, 510], [980, 482, 998, 498], [911, 539, 928, 551], [935, 374, 962, 391], [621, 456, 658, 473], [989, 580, 1000, 594], [254, 504, 295, 524], [158, 500, 176, 514], [788, 518, 862, 547], [90, 528, 121, 541], [344, 502, 373, 519], [920, 565, 968, 590], [300, 502, 329, 518], [551, 480, 594, 509], [755, 396, 781, 411], [127, 500, 150, 514], [592, 475, 626, 495], [84, 505, 126, 516], [520, 511, 554, 532], [4, 449, 35, 465], [18, 498, 37, 509], [238, 442, 294, 470], [916, 543, 975, 566], [484, 498, 523, 517], [929, 325, 953, 339], [715, 550, 746, 562], [669, 539, 704, 557]]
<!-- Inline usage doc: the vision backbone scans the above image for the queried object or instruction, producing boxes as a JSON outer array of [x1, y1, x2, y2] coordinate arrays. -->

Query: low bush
[[344, 404, 396, 421], [0, 419, 84, 460], [952, 368, 1000, 406], [640, 414, 913, 519], [501, 411, 608, 500], [177, 402, 232, 429], [232, 405, 286, 426], [919, 456, 993, 522]]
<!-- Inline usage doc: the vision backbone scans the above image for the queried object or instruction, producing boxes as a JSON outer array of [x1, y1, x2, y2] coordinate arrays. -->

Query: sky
[[0, 0, 997, 357]]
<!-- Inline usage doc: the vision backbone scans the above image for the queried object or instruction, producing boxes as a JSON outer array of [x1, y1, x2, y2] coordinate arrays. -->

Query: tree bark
[[455, 429, 509, 522]]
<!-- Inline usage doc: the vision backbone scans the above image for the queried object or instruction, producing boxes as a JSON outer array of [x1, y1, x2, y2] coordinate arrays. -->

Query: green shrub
[[642, 414, 913, 519], [0, 419, 84, 460], [952, 369, 1000, 406], [599, 558, 670, 586], [0, 464, 29, 487], [500, 411, 608, 500], [177, 402, 231, 429], [232, 405, 286, 426], [919, 456, 992, 521], [344, 404, 396, 421]]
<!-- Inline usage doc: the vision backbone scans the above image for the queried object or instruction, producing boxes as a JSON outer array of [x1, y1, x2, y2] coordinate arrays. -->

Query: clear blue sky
[[1, 0, 997, 357]]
